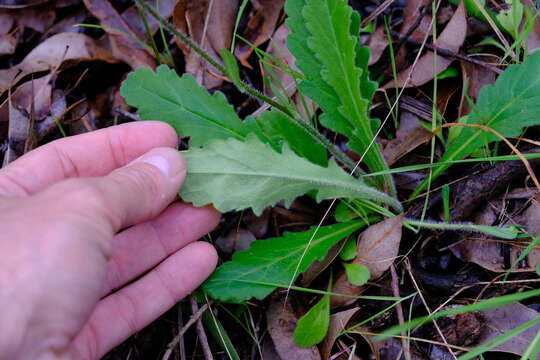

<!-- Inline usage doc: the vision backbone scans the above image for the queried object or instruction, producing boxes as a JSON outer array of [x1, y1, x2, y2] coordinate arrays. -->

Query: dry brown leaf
[[0, 32, 117, 95], [459, 60, 496, 117], [383, 112, 431, 166], [383, 1, 466, 89], [477, 303, 540, 357], [400, 0, 431, 42], [0, 12, 14, 34], [235, 0, 284, 68], [43, 7, 86, 37], [266, 297, 321, 360], [121, 0, 177, 40], [0, 34, 16, 55], [368, 26, 388, 66], [525, 198, 540, 235], [354, 214, 404, 278], [0, 0, 50, 8], [0, 75, 52, 164], [174, 0, 238, 88], [83, 0, 155, 69], [450, 200, 540, 273], [261, 337, 282, 360], [215, 228, 256, 254], [332, 215, 404, 307], [320, 308, 359, 359], [523, 0, 540, 53], [11, 2, 55, 32], [302, 240, 345, 287]]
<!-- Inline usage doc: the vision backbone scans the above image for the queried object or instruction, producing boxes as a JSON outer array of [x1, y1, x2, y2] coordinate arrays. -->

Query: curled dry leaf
[[82, 0, 155, 69], [382, 112, 431, 166], [266, 298, 321, 360], [383, 1, 466, 89], [173, 0, 238, 88], [235, 0, 285, 68], [477, 303, 540, 357], [0, 32, 117, 94], [331, 215, 404, 307]]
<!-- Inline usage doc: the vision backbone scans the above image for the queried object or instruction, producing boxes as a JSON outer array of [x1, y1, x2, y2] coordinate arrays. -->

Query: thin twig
[[405, 260, 458, 359], [190, 296, 214, 360], [361, 0, 395, 27], [391, 30, 503, 74], [162, 302, 210, 360], [390, 264, 411, 360], [395, 2, 430, 52]]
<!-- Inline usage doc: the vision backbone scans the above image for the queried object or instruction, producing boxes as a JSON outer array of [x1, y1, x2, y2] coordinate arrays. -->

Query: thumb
[[37, 147, 186, 234]]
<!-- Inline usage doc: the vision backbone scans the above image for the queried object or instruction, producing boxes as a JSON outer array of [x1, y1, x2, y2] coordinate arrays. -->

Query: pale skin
[[0, 121, 221, 360]]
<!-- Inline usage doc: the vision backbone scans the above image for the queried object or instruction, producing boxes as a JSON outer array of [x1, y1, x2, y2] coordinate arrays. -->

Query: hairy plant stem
[[134, 0, 366, 178]]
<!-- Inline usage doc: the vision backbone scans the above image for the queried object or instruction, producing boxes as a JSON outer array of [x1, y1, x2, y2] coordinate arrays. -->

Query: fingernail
[[129, 147, 186, 179], [138, 155, 170, 177]]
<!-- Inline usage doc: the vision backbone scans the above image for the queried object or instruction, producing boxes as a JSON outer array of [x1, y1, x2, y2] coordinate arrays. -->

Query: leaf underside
[[180, 136, 402, 216]]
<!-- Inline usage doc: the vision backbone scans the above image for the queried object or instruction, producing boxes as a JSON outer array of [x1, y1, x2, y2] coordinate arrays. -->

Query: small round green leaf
[[343, 262, 370, 286]]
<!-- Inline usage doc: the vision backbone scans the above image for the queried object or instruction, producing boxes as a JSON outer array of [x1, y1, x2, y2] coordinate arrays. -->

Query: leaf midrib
[[187, 168, 369, 194]]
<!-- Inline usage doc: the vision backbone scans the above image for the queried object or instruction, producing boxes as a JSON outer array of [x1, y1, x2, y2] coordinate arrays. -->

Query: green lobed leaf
[[121, 65, 328, 165], [413, 51, 540, 198], [120, 65, 255, 147], [180, 136, 402, 216], [285, 0, 393, 192], [203, 221, 364, 303], [293, 294, 330, 347]]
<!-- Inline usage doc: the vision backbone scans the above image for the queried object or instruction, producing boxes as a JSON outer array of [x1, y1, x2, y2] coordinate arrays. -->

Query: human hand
[[0, 122, 220, 360]]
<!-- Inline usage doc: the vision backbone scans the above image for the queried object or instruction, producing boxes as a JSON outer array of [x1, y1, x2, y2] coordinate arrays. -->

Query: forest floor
[[1, 0, 540, 359]]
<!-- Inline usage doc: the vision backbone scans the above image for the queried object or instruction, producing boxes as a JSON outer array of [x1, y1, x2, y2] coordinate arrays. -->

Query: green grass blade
[[458, 316, 540, 360], [377, 288, 540, 340]]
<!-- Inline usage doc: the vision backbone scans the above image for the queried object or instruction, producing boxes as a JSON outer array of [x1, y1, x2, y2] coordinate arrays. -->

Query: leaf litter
[[3, 0, 540, 359]]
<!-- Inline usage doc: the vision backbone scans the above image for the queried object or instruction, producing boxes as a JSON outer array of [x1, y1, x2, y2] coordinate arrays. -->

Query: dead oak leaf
[[383, 1, 466, 89], [331, 215, 404, 307]]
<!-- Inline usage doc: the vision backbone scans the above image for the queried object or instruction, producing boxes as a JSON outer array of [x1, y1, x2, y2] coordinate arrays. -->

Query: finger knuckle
[[115, 166, 162, 200]]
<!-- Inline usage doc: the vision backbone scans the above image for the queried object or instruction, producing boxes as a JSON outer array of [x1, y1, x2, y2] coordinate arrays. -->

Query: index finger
[[0, 121, 179, 197]]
